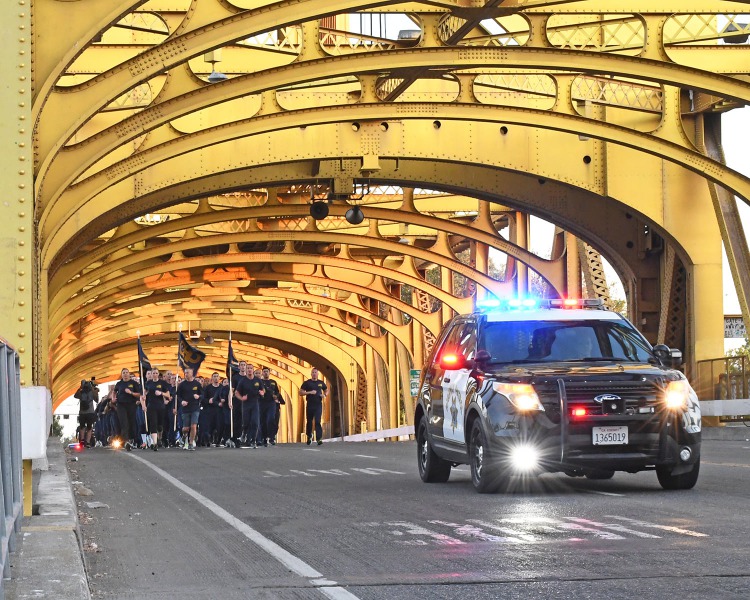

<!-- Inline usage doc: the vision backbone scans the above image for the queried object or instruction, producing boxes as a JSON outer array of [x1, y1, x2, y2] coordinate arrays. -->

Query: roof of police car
[[481, 308, 625, 323]]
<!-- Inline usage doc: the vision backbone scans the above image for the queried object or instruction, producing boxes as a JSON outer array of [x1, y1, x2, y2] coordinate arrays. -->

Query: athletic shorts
[[182, 410, 200, 427], [78, 413, 96, 427]]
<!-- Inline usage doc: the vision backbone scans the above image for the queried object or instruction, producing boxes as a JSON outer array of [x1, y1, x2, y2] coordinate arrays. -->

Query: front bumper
[[486, 409, 701, 474]]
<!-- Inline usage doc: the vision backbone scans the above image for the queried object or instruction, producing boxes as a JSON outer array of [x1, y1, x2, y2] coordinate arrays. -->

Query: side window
[[433, 322, 471, 368], [455, 322, 477, 360]]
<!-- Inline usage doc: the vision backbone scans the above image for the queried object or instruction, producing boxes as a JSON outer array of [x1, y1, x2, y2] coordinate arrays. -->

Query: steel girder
[[26, 0, 750, 416]]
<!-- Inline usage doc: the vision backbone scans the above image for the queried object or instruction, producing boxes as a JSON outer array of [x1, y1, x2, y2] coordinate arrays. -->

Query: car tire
[[584, 469, 615, 480], [656, 457, 700, 490], [417, 418, 451, 483], [469, 420, 500, 493]]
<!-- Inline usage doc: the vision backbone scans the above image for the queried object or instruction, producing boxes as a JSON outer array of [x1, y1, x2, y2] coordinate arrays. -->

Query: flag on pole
[[178, 331, 206, 375], [137, 337, 152, 373], [226, 337, 240, 381]]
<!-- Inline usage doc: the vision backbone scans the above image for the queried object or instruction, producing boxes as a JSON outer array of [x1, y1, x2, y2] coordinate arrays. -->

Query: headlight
[[510, 444, 540, 471], [492, 382, 544, 411], [664, 380, 689, 410]]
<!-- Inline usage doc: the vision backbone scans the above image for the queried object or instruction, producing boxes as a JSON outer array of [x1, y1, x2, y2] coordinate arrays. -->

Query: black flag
[[137, 338, 152, 373], [226, 337, 240, 381], [178, 331, 206, 375]]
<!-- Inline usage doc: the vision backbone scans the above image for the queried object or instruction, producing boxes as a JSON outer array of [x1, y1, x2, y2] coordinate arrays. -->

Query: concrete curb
[[7, 439, 90, 600]]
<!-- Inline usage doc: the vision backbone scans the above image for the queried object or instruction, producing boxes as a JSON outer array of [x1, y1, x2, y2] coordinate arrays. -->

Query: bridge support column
[[0, 3, 33, 385]]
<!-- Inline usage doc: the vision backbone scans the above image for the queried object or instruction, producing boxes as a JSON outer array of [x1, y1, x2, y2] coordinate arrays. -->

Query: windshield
[[478, 319, 653, 364]]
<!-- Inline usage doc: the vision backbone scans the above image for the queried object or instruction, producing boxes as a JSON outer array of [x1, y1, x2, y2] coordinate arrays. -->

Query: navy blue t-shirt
[[300, 379, 327, 404]]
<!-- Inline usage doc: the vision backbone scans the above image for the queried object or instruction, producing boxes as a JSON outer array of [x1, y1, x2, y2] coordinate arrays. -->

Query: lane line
[[585, 490, 625, 497], [354, 455, 378, 459], [126, 453, 360, 599], [607, 516, 707, 537], [704, 461, 750, 469]]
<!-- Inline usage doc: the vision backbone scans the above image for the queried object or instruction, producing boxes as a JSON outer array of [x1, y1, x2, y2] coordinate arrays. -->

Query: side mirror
[[475, 350, 491, 363], [653, 344, 682, 368]]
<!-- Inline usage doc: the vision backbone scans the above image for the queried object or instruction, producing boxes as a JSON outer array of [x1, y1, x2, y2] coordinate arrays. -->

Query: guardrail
[[0, 341, 22, 599], [700, 399, 750, 425]]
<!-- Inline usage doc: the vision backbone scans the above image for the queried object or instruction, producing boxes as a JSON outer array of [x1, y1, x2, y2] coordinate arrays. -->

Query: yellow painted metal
[[0, 3, 33, 386], [21, 1, 750, 428], [23, 460, 32, 517]]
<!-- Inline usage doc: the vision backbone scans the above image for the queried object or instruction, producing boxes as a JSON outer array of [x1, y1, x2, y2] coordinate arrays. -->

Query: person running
[[176, 368, 202, 451], [144, 369, 169, 451], [113, 368, 144, 451], [299, 368, 327, 446], [233, 361, 250, 445], [217, 377, 232, 446], [201, 372, 222, 446], [74, 379, 98, 447], [260, 367, 281, 446], [236, 366, 264, 448]]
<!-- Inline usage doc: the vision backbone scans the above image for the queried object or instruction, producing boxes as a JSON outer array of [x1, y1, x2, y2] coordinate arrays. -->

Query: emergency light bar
[[476, 297, 604, 312]]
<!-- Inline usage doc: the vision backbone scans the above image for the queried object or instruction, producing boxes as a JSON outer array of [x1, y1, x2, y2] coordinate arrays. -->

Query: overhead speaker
[[345, 206, 365, 225], [310, 200, 330, 220]]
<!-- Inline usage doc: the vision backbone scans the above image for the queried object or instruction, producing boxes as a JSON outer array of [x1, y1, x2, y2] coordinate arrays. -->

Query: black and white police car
[[414, 298, 701, 493]]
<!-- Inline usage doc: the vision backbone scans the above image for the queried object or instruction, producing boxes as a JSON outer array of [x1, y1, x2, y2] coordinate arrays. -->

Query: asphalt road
[[70, 439, 750, 600]]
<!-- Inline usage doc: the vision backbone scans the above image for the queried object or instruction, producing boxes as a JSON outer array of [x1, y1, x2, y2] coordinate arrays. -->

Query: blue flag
[[178, 331, 206, 375], [226, 338, 240, 381], [137, 338, 152, 374]]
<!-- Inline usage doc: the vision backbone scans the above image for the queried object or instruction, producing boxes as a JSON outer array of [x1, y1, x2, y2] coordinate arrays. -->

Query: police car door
[[427, 322, 462, 442], [440, 320, 476, 447]]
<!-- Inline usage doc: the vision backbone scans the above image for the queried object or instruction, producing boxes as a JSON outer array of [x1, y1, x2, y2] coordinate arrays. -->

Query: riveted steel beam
[[41, 103, 750, 262], [50, 204, 558, 294], [37, 45, 750, 212], [0, 0, 33, 384]]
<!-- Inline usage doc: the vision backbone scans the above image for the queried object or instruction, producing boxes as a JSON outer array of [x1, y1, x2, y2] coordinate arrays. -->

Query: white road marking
[[428, 520, 520, 543], [467, 519, 537, 542], [367, 467, 406, 475], [379, 521, 465, 545], [351, 467, 406, 475], [607, 516, 708, 537], [354, 454, 378, 459], [290, 469, 316, 476], [351, 468, 383, 475], [309, 469, 351, 476], [564, 517, 660, 539], [585, 490, 625, 497], [127, 453, 360, 599], [262, 471, 285, 478]]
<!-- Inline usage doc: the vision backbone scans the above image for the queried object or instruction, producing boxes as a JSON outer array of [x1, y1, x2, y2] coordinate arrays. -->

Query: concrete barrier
[[322, 425, 415, 443]]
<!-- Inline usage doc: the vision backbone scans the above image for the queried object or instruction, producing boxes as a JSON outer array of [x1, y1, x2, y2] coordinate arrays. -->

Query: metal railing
[[0, 340, 22, 598], [695, 356, 750, 422]]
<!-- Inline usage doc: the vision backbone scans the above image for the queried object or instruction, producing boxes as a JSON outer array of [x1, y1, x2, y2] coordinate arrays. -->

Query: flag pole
[[229, 331, 234, 440], [137, 331, 148, 435], [174, 324, 182, 434]]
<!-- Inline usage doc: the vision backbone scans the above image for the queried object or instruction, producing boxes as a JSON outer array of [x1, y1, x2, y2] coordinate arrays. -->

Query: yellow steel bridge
[[4, 1, 750, 439]]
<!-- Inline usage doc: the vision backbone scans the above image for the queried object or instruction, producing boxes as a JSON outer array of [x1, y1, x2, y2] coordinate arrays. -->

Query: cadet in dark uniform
[[201, 373, 222, 446], [176, 368, 202, 451], [299, 368, 327, 446], [144, 369, 169, 451], [217, 378, 231, 445], [261, 367, 281, 445], [113, 368, 143, 450], [236, 366, 264, 448], [256, 368, 276, 447], [232, 361, 250, 445], [74, 379, 97, 447]]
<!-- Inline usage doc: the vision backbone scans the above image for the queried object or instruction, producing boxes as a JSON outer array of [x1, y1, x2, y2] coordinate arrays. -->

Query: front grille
[[536, 380, 662, 421]]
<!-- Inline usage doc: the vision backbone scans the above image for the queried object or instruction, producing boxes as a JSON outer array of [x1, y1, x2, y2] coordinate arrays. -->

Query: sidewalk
[[5, 439, 90, 600]]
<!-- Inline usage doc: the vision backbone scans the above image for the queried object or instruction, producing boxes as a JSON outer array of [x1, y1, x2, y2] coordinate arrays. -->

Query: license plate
[[592, 426, 628, 445]]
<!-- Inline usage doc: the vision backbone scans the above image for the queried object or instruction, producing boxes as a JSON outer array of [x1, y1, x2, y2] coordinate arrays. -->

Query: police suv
[[415, 298, 701, 493]]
